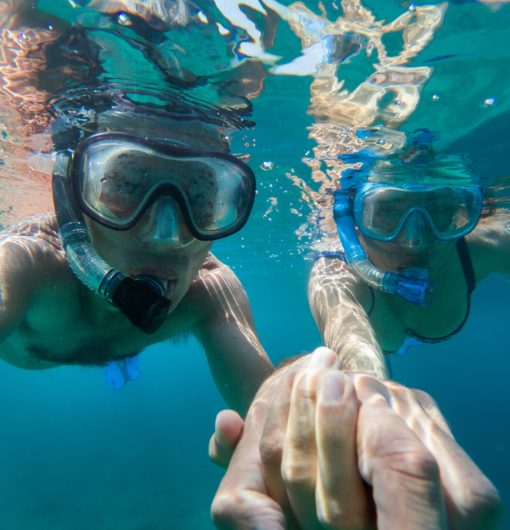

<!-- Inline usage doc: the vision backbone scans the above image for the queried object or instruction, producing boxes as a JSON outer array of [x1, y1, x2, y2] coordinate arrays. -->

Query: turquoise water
[[0, 0, 510, 528]]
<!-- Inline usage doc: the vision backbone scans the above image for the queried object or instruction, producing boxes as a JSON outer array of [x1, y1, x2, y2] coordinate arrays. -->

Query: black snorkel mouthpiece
[[110, 276, 171, 334]]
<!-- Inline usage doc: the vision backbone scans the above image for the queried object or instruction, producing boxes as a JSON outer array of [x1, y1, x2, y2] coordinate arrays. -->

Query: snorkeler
[[5, 87, 499, 530], [209, 156, 504, 530], [0, 1, 502, 529], [0, 86, 274, 414], [306, 155, 510, 380]]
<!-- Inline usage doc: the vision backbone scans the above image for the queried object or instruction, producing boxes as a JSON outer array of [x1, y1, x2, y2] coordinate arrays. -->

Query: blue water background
[[1, 0, 510, 528]]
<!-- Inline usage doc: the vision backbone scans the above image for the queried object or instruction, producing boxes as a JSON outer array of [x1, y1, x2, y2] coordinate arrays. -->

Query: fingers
[[212, 381, 287, 529], [426, 425, 502, 530], [209, 409, 244, 468], [354, 375, 449, 530], [280, 348, 340, 530], [260, 348, 339, 511], [390, 386, 502, 530], [212, 489, 287, 530], [315, 370, 373, 529], [259, 362, 297, 508]]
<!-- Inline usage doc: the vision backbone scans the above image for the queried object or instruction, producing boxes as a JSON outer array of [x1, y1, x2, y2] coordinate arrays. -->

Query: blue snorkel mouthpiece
[[391, 267, 431, 307], [333, 190, 432, 307]]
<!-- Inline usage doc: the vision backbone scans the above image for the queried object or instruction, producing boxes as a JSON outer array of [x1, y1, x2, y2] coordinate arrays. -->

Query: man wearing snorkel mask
[[0, 87, 273, 412]]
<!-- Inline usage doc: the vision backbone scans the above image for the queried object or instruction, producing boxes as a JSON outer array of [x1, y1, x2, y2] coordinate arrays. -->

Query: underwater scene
[[0, 0, 509, 528]]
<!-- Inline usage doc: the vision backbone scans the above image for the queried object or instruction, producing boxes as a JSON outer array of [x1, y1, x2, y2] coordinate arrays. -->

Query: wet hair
[[367, 152, 478, 186], [48, 84, 252, 152]]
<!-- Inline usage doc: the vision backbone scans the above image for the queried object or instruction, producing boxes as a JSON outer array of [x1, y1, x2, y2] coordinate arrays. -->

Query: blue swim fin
[[105, 361, 126, 390], [124, 355, 141, 382]]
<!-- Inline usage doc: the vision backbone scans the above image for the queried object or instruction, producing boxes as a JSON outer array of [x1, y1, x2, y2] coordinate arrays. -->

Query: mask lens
[[75, 134, 256, 239], [355, 184, 482, 241]]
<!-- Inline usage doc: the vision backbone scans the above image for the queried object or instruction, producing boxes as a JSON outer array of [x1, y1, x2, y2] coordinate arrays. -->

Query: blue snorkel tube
[[333, 189, 432, 307]]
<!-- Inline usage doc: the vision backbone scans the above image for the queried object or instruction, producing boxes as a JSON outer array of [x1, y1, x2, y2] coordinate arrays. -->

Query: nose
[[396, 210, 435, 250], [139, 197, 195, 248]]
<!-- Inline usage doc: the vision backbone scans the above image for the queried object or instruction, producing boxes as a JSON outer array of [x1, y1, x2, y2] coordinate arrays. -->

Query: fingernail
[[309, 347, 336, 367], [320, 371, 344, 402]]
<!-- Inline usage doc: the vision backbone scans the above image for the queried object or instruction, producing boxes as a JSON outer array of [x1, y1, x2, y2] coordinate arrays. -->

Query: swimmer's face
[[85, 205, 212, 312], [360, 227, 453, 271], [82, 127, 228, 312]]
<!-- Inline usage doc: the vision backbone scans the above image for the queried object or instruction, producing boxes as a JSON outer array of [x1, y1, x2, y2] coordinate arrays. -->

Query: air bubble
[[117, 12, 132, 26]]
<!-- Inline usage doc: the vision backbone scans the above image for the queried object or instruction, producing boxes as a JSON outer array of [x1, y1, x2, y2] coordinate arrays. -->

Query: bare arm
[[469, 211, 510, 281], [192, 258, 274, 416], [0, 238, 36, 345], [308, 257, 389, 379]]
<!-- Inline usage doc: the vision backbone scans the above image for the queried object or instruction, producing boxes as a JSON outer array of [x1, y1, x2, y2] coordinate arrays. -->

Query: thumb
[[209, 409, 244, 468], [212, 403, 288, 529]]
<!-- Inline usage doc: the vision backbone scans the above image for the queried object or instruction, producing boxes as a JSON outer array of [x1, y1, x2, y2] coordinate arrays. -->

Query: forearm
[[321, 306, 388, 379], [308, 259, 389, 380]]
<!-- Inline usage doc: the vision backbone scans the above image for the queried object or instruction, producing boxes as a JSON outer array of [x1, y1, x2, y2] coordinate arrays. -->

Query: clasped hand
[[210, 348, 501, 530]]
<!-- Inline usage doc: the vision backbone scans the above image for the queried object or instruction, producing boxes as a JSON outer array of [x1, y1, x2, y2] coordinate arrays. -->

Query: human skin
[[307, 211, 510, 379], [2, 2, 504, 528], [207, 209, 507, 529], [0, 210, 273, 415], [0, 0, 278, 416], [210, 348, 502, 530]]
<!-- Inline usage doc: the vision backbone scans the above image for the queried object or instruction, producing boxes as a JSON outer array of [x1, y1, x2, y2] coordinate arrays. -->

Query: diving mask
[[71, 132, 256, 240], [353, 182, 483, 243]]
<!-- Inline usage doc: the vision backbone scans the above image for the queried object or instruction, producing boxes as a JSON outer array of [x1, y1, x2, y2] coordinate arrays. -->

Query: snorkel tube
[[52, 151, 171, 334], [333, 189, 432, 307]]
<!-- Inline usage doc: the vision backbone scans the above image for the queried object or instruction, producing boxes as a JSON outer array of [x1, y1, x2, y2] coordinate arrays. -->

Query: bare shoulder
[[467, 212, 510, 279], [193, 252, 240, 285], [186, 252, 248, 321], [0, 214, 68, 306], [0, 214, 65, 265], [0, 214, 69, 340]]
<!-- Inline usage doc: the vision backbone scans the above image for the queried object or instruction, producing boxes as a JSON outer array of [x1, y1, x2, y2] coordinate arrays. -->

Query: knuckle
[[412, 388, 438, 409], [387, 448, 440, 483], [259, 432, 282, 467], [212, 491, 285, 529], [462, 482, 502, 527], [281, 461, 313, 489], [317, 502, 367, 530], [211, 492, 246, 527]]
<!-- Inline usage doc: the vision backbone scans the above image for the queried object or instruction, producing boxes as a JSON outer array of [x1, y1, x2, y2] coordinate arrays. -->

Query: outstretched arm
[[212, 348, 502, 530], [192, 257, 273, 416], [308, 256, 389, 379], [0, 238, 36, 345]]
